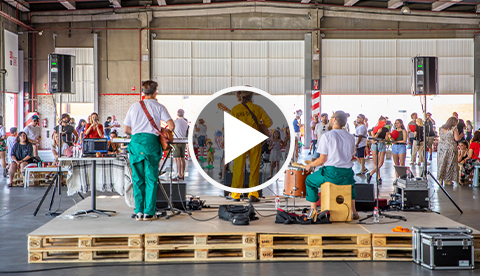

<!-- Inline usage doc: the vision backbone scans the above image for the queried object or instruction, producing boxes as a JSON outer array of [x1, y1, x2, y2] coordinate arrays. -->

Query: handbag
[[241, 103, 270, 136], [139, 101, 173, 151]]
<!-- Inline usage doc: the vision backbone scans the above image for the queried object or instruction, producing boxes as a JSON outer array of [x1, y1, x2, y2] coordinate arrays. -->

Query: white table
[[59, 157, 118, 217]]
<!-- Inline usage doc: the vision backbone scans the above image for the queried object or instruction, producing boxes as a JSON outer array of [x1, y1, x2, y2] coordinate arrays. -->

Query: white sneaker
[[135, 212, 144, 221]]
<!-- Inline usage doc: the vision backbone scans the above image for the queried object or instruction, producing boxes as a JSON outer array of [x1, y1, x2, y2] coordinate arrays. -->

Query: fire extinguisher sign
[[313, 80, 319, 90]]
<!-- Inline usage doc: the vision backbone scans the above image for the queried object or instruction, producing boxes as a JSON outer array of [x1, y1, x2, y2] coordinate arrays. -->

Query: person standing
[[407, 113, 417, 154], [425, 112, 436, 161], [293, 111, 303, 153], [195, 119, 208, 162], [313, 113, 329, 159], [308, 114, 319, 155], [173, 109, 189, 181], [391, 119, 408, 177], [228, 91, 272, 203], [111, 115, 121, 134], [104, 116, 113, 140], [355, 114, 368, 175], [84, 113, 104, 139], [124, 80, 174, 221], [466, 120, 473, 142], [23, 115, 42, 157], [457, 119, 466, 142], [437, 117, 462, 185], [75, 119, 87, 145], [411, 118, 425, 166], [366, 116, 389, 185], [54, 113, 79, 145], [304, 111, 359, 221]]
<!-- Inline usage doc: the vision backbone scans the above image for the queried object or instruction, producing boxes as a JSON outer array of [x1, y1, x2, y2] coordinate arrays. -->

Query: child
[[269, 130, 284, 179], [206, 141, 215, 169], [5, 127, 17, 177]]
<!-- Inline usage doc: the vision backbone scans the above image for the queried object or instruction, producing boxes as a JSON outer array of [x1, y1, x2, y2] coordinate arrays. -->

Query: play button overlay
[[189, 86, 294, 195], [224, 112, 268, 164]]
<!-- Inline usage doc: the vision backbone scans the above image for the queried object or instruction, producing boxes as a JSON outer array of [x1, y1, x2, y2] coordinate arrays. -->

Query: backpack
[[218, 204, 258, 225]]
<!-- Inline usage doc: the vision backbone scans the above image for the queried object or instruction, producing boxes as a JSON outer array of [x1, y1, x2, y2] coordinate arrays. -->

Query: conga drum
[[283, 166, 310, 198]]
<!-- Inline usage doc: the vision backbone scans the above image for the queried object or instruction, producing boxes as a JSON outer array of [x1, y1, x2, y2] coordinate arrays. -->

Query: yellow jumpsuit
[[230, 102, 273, 199]]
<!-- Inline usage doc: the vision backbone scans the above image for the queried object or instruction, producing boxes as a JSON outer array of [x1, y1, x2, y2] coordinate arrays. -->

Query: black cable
[[253, 208, 277, 218]]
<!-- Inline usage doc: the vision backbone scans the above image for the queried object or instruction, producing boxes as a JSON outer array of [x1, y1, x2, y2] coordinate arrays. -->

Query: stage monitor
[[83, 138, 108, 154], [49, 53, 75, 94], [412, 56, 438, 96]]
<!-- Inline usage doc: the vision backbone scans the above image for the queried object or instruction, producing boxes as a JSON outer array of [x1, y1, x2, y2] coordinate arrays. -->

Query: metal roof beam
[[57, 0, 76, 10], [5, 0, 30, 12], [432, 0, 463, 12], [344, 0, 360, 7], [109, 0, 121, 8], [158, 0, 167, 6], [388, 0, 404, 9]]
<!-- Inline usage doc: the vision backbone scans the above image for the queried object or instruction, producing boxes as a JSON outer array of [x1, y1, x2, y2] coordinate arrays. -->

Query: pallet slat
[[259, 234, 371, 247], [28, 235, 143, 250], [373, 247, 412, 261], [145, 233, 256, 249], [372, 233, 412, 248], [259, 246, 372, 261], [145, 248, 256, 262], [28, 249, 143, 263]]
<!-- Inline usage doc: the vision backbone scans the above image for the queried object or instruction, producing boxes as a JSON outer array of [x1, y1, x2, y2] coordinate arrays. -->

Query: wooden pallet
[[373, 247, 412, 261], [28, 248, 143, 263], [372, 233, 412, 248], [144, 233, 257, 262], [259, 234, 371, 247], [259, 245, 372, 261], [145, 247, 256, 262], [29, 234, 143, 249]]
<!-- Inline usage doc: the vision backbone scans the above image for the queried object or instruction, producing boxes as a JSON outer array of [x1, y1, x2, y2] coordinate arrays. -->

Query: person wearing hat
[[304, 111, 359, 221], [23, 115, 42, 157], [54, 113, 79, 145]]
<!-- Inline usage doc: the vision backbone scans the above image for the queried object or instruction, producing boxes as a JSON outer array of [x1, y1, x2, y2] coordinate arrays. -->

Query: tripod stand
[[359, 137, 406, 223], [33, 165, 64, 216]]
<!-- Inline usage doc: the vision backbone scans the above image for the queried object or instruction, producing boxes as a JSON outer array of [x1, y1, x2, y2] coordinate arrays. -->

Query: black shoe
[[366, 173, 372, 184], [248, 195, 260, 203], [3, 168, 7, 178], [143, 214, 158, 221], [308, 152, 311, 155], [378, 178, 383, 185], [226, 195, 240, 202]]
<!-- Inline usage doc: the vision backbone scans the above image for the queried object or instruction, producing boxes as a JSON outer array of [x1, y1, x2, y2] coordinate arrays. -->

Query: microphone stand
[[359, 136, 406, 223]]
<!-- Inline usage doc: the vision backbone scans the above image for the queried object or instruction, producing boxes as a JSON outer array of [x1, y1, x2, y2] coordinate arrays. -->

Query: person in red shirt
[[84, 112, 104, 139], [460, 130, 480, 184]]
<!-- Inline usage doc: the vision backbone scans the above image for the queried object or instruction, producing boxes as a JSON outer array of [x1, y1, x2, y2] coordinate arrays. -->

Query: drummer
[[304, 111, 359, 221]]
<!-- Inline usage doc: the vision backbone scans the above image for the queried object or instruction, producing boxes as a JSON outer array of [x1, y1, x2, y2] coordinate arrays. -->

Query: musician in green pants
[[124, 80, 175, 221]]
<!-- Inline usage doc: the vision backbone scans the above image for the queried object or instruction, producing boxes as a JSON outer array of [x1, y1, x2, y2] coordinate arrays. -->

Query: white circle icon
[[188, 86, 295, 194]]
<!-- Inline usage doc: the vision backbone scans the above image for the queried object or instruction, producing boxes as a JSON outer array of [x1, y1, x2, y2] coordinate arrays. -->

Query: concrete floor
[[1, 150, 479, 275]]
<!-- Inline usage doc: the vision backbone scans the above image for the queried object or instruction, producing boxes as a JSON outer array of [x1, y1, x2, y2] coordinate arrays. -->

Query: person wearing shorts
[[173, 109, 188, 181], [366, 116, 389, 185], [355, 114, 368, 175], [195, 119, 207, 162]]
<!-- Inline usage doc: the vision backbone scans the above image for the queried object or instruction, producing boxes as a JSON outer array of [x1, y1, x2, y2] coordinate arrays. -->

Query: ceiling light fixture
[[401, 4, 411, 15]]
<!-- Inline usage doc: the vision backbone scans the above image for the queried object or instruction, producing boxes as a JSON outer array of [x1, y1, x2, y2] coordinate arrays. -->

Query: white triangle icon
[[224, 112, 269, 164]]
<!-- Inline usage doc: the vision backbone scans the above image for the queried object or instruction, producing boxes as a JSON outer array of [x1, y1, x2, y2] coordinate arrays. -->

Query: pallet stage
[[28, 196, 480, 263]]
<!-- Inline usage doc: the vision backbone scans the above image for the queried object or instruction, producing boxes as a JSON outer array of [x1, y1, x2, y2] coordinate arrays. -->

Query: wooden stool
[[320, 182, 352, 222]]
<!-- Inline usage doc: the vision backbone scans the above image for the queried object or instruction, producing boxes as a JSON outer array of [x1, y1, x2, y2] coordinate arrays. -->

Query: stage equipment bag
[[218, 204, 258, 226], [139, 101, 173, 151], [274, 209, 331, 225], [241, 103, 269, 136]]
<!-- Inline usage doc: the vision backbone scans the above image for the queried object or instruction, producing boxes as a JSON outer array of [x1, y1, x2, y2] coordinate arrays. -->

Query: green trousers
[[305, 166, 356, 203], [129, 133, 163, 216]]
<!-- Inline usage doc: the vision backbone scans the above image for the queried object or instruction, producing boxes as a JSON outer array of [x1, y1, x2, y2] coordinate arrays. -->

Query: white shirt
[[7, 136, 16, 162], [314, 122, 329, 147], [317, 129, 355, 169], [174, 118, 189, 138], [197, 124, 207, 136], [124, 99, 172, 135], [355, 124, 367, 148], [24, 124, 41, 141], [0, 126, 5, 137], [111, 120, 121, 132]]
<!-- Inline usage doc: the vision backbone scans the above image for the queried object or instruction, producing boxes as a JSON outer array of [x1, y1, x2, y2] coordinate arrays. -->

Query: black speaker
[[223, 172, 263, 197], [49, 53, 75, 94], [156, 183, 186, 210], [412, 56, 438, 96], [354, 182, 375, 211]]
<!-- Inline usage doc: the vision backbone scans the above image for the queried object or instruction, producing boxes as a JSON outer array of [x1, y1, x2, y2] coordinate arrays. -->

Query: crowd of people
[[0, 112, 124, 187]]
